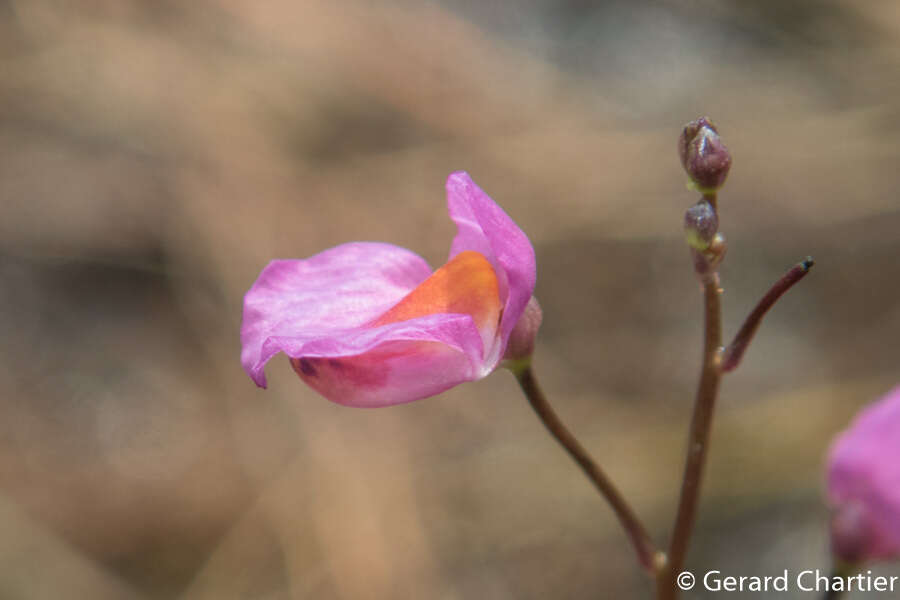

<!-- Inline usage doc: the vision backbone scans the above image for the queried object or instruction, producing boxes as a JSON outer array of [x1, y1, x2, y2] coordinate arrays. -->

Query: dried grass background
[[2, 1, 899, 598]]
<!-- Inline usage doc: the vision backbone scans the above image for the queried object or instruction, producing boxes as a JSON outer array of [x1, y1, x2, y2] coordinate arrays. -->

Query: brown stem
[[513, 365, 660, 574], [823, 587, 845, 600], [657, 265, 723, 600], [720, 257, 814, 372], [822, 563, 853, 600]]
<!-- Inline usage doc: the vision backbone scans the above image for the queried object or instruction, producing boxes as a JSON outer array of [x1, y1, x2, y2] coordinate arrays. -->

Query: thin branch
[[823, 586, 845, 600], [513, 365, 661, 574], [657, 267, 723, 600], [822, 563, 853, 600], [720, 257, 814, 372]]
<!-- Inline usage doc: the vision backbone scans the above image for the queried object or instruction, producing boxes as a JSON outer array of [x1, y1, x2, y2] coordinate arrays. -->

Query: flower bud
[[826, 386, 900, 564], [684, 199, 718, 251], [678, 117, 732, 191], [503, 296, 542, 365]]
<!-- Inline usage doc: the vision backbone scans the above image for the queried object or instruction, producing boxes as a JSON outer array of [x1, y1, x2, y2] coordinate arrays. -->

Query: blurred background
[[1, 1, 899, 598]]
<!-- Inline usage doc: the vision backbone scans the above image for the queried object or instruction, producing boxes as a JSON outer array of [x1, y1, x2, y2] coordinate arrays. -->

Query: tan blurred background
[[1, 1, 899, 598]]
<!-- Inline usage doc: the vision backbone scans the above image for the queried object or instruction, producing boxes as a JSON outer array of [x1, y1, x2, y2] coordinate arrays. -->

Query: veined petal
[[445, 172, 536, 363], [241, 242, 433, 388]]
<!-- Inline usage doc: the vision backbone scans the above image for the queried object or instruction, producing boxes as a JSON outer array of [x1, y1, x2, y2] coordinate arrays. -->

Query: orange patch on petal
[[372, 250, 501, 333]]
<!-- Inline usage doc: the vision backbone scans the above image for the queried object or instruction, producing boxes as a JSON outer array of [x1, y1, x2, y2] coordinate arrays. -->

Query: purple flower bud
[[684, 199, 719, 250], [826, 386, 900, 564], [678, 117, 732, 191], [503, 295, 542, 364]]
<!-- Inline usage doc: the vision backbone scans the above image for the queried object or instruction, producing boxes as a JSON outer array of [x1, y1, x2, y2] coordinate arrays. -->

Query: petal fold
[[373, 250, 501, 354], [288, 315, 486, 407], [446, 172, 537, 362]]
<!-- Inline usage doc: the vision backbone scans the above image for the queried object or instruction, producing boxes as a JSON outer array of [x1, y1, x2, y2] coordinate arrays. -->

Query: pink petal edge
[[445, 171, 537, 363]]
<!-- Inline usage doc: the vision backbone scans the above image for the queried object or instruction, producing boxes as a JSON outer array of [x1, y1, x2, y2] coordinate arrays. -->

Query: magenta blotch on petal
[[826, 385, 900, 563], [240, 173, 537, 407]]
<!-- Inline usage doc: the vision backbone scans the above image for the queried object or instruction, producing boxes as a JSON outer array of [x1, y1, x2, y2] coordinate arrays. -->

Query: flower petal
[[373, 250, 501, 355], [288, 314, 487, 408], [827, 385, 900, 561], [280, 313, 487, 407], [256, 251, 502, 407], [445, 172, 536, 362], [241, 242, 433, 388]]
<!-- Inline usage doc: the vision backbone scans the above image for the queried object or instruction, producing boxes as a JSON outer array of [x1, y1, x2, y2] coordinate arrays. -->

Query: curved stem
[[720, 258, 814, 372], [657, 266, 723, 599], [513, 365, 660, 574]]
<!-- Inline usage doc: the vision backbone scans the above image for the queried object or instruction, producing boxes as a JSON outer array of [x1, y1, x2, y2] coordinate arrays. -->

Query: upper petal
[[445, 172, 536, 363], [241, 242, 433, 387]]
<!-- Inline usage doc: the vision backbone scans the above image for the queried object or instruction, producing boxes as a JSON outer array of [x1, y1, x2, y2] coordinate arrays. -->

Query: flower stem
[[720, 258, 815, 372], [657, 252, 814, 598], [822, 563, 853, 600], [657, 267, 723, 599], [823, 587, 845, 600], [513, 364, 660, 574]]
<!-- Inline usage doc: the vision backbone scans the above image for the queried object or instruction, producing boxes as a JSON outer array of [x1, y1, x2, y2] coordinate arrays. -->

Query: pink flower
[[826, 385, 900, 563], [240, 172, 537, 407]]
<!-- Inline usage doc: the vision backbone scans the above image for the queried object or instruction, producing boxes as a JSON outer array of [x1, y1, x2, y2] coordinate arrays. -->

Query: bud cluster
[[680, 117, 732, 277]]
